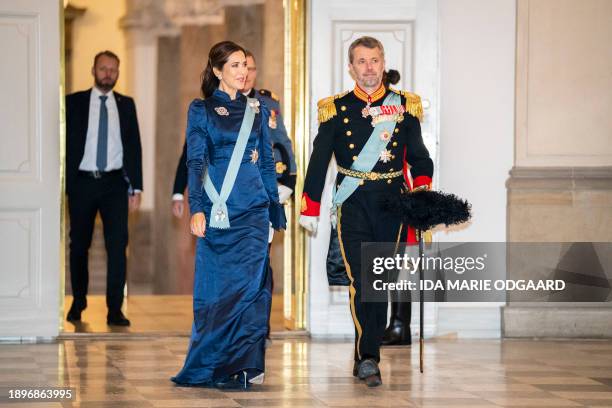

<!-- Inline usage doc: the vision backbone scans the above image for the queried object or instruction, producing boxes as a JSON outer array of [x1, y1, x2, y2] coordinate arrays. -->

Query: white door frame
[[0, 0, 61, 339], [307, 0, 440, 338]]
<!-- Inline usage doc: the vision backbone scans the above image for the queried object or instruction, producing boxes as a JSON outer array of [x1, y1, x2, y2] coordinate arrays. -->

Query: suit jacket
[[173, 142, 187, 196], [65, 88, 143, 195]]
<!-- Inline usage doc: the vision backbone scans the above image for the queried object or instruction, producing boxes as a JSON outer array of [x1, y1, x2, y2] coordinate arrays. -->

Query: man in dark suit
[[171, 143, 187, 218], [65, 50, 143, 326]]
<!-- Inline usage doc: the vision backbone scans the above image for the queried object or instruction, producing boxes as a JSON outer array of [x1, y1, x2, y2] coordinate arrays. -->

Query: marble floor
[[1, 337, 612, 407]]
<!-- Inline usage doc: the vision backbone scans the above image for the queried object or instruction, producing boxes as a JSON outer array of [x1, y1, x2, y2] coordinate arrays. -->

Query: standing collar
[[353, 83, 386, 104], [213, 88, 245, 103]]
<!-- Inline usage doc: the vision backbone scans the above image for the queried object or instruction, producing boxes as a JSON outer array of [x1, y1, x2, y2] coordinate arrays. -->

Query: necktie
[[96, 95, 108, 171]]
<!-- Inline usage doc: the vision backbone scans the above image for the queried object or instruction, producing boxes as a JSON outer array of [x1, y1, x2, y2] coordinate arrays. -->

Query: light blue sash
[[331, 92, 401, 226], [204, 97, 257, 229]]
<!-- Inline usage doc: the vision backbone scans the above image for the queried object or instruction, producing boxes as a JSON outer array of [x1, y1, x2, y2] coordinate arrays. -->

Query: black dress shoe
[[382, 299, 412, 346], [66, 302, 86, 322], [107, 310, 130, 326], [381, 317, 412, 346], [357, 358, 382, 387]]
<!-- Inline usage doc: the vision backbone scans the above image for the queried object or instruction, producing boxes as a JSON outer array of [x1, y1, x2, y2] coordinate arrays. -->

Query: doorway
[[61, 0, 308, 336]]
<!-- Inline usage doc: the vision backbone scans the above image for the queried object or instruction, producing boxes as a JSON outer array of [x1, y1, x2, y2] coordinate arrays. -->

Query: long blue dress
[[172, 89, 286, 387]]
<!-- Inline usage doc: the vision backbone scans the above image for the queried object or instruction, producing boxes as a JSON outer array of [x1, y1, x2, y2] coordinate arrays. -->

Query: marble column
[[503, 0, 612, 337]]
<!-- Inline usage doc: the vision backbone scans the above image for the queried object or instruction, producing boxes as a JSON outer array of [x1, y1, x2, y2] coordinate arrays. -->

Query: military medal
[[214, 106, 229, 116], [269, 110, 278, 129], [276, 161, 287, 174], [362, 104, 406, 127]]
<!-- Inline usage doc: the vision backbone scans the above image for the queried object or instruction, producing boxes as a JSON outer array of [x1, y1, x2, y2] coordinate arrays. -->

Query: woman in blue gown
[[172, 41, 286, 388]]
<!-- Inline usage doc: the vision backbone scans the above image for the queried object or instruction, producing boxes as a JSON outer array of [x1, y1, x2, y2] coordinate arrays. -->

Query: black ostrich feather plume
[[381, 190, 471, 231]]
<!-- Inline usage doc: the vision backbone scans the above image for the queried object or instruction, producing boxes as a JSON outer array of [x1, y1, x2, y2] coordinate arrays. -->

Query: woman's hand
[[190, 212, 207, 237]]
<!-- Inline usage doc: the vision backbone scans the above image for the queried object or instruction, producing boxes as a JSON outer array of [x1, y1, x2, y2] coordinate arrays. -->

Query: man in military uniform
[[299, 36, 433, 386], [243, 50, 296, 197], [241, 50, 296, 341]]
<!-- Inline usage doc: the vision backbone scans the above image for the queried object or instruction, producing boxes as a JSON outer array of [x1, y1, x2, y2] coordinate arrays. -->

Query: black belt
[[78, 169, 122, 179]]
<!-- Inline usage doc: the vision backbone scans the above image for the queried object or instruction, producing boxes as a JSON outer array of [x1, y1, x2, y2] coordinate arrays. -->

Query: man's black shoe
[[357, 358, 382, 387], [352, 361, 359, 377], [364, 372, 382, 387], [381, 318, 412, 346], [66, 303, 85, 322], [107, 310, 130, 326]]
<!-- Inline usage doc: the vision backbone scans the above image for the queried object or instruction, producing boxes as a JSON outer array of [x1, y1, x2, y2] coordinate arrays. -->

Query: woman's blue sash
[[204, 97, 257, 229]]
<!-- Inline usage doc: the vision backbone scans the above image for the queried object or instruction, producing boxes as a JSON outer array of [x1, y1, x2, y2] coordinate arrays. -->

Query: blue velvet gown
[[172, 89, 286, 387]]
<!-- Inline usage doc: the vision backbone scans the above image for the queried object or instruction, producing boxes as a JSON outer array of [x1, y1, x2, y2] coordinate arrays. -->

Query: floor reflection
[[1, 338, 612, 406]]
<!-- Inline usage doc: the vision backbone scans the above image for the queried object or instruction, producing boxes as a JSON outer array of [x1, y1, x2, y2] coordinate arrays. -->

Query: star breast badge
[[379, 149, 392, 163], [250, 148, 259, 163], [379, 130, 392, 142]]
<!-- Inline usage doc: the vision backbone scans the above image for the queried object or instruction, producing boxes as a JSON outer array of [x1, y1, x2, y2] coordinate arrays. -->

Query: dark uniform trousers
[[68, 171, 129, 312], [336, 188, 407, 362]]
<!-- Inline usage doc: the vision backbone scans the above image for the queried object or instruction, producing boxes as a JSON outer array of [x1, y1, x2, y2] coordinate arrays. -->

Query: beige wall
[[505, 0, 612, 338], [515, 0, 612, 167], [69, 0, 129, 94]]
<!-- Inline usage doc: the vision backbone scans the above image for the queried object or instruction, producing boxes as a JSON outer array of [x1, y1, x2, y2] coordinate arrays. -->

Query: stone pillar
[[503, 0, 612, 337], [260, 0, 284, 98], [119, 0, 171, 291]]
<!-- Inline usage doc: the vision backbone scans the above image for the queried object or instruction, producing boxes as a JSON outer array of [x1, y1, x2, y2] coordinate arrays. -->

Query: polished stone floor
[[1, 337, 612, 407]]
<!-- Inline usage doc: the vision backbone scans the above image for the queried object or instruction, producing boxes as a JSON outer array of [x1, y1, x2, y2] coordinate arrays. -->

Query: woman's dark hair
[[383, 69, 400, 87], [201, 41, 246, 98]]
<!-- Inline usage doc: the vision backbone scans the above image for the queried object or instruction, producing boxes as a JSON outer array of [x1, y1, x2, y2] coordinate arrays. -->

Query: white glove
[[277, 184, 293, 204], [299, 215, 319, 234]]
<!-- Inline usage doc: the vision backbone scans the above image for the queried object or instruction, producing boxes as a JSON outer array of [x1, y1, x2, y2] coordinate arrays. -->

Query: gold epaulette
[[390, 88, 424, 121], [259, 89, 279, 101], [317, 90, 349, 123]]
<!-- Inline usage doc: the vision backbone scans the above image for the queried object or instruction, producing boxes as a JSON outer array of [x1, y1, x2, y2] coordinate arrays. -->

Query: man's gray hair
[[348, 36, 385, 63]]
